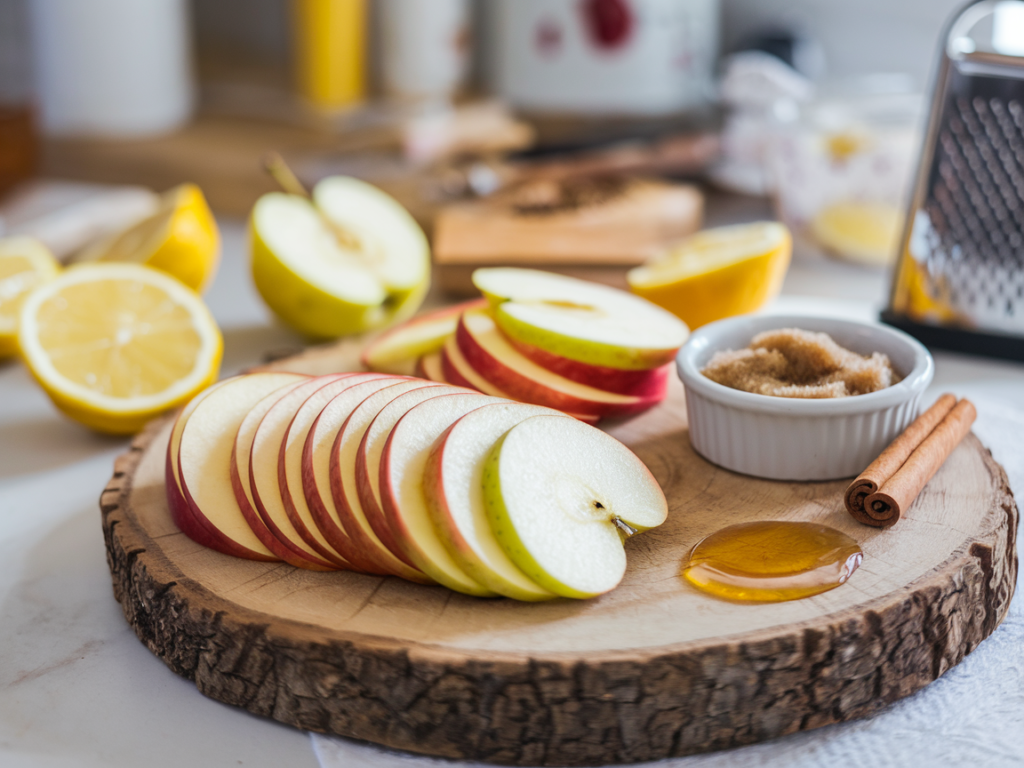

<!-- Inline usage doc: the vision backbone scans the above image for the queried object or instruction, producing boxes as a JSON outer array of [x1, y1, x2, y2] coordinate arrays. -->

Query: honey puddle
[[681, 521, 863, 603]]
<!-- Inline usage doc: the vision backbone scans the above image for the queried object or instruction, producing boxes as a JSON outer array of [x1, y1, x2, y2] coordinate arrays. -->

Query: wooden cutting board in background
[[100, 335, 1017, 766], [432, 177, 702, 295]]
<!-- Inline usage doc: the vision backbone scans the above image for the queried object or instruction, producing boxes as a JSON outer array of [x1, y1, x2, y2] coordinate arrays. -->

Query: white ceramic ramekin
[[676, 315, 934, 481]]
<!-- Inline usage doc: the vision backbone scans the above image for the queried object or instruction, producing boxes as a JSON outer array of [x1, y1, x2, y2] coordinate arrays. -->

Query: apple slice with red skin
[[303, 377, 413, 575], [456, 308, 659, 418], [177, 372, 309, 560], [280, 372, 393, 573], [166, 378, 236, 549], [353, 383, 471, 570], [250, 374, 354, 569], [414, 351, 447, 383], [330, 378, 445, 581], [379, 393, 505, 596], [361, 298, 487, 374], [233, 377, 337, 570], [422, 402, 566, 600], [506, 336, 673, 398], [442, 334, 601, 425]]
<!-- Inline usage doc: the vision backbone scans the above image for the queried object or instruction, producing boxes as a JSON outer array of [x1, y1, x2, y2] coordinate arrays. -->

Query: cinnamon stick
[[844, 393, 957, 525], [861, 399, 976, 526]]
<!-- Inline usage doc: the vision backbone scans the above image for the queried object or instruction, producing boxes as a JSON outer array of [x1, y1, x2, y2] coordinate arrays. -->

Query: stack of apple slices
[[168, 371, 668, 600], [362, 268, 689, 422]]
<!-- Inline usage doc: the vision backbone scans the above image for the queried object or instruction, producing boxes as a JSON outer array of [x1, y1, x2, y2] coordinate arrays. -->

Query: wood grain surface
[[100, 339, 1018, 766]]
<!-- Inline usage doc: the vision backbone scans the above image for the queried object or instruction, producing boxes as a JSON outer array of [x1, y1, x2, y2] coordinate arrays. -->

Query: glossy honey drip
[[681, 521, 863, 603]]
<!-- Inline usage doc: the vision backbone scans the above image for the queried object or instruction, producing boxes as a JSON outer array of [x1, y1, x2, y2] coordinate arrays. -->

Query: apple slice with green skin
[[415, 351, 447, 383], [280, 372, 393, 573], [362, 298, 487, 375], [506, 336, 673, 398], [177, 373, 308, 561], [303, 377, 413, 575], [251, 180, 429, 340], [250, 375, 353, 569], [482, 414, 668, 598], [166, 378, 235, 550], [232, 378, 337, 570], [423, 402, 567, 601], [472, 267, 688, 370], [442, 334, 601, 425], [355, 384, 479, 572], [380, 393, 506, 597], [331, 379, 444, 582], [457, 308, 660, 418]]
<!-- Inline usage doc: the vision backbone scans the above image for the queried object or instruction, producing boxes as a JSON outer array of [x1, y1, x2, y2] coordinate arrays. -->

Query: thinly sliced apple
[[232, 378, 337, 570], [472, 267, 688, 370], [423, 402, 565, 601], [442, 334, 601, 425], [482, 414, 668, 598], [414, 351, 447, 383], [380, 393, 506, 596], [177, 373, 308, 561], [457, 308, 658, 418], [166, 378, 235, 550], [281, 372, 391, 571], [250, 375, 353, 569], [303, 377, 412, 575], [330, 378, 443, 582], [362, 298, 487, 374], [355, 384, 474, 571], [506, 336, 673, 398]]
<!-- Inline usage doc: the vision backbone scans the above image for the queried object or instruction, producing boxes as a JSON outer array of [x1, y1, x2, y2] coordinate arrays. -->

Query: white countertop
[[1, 217, 1022, 768]]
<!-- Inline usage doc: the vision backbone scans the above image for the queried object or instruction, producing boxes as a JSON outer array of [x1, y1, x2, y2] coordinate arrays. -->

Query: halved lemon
[[628, 222, 792, 330], [811, 200, 902, 266], [0, 237, 62, 359], [78, 183, 220, 293], [18, 263, 222, 434]]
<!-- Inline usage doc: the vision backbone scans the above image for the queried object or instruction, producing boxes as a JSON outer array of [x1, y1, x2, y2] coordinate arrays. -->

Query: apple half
[[380, 393, 504, 597], [251, 177, 430, 340], [482, 414, 668, 598], [330, 378, 442, 582], [176, 372, 308, 561], [423, 402, 566, 601], [362, 298, 487, 374], [456, 308, 658, 418], [472, 267, 688, 370]]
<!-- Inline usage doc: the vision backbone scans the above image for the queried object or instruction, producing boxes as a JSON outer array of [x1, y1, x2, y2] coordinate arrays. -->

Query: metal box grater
[[883, 0, 1024, 360]]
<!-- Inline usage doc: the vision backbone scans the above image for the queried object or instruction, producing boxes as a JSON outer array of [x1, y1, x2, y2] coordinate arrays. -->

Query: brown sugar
[[701, 328, 900, 398]]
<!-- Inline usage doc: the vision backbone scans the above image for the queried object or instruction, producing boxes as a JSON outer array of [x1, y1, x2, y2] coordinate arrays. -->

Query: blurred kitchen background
[[0, 0, 1007, 304]]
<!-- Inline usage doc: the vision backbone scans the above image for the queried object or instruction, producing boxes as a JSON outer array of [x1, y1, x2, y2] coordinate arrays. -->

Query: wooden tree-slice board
[[101, 340, 1018, 767]]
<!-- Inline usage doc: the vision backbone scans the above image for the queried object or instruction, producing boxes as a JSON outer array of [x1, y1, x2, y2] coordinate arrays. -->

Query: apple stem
[[612, 517, 638, 537], [263, 152, 310, 199]]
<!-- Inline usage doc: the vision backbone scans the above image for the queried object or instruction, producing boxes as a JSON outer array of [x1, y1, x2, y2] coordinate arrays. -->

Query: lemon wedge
[[811, 201, 902, 266], [627, 222, 792, 330], [0, 237, 62, 359], [78, 183, 220, 293], [18, 263, 222, 434]]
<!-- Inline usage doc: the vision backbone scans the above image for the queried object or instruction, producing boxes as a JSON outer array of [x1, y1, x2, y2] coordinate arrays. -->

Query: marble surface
[[1, 217, 1022, 768]]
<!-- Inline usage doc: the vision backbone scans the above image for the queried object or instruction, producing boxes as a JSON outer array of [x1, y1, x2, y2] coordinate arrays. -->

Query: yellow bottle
[[293, 0, 366, 109]]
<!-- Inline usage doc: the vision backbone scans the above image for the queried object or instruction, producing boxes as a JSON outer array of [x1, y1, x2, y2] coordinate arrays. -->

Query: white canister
[[490, 0, 719, 115], [379, 0, 471, 102], [28, 0, 194, 137]]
